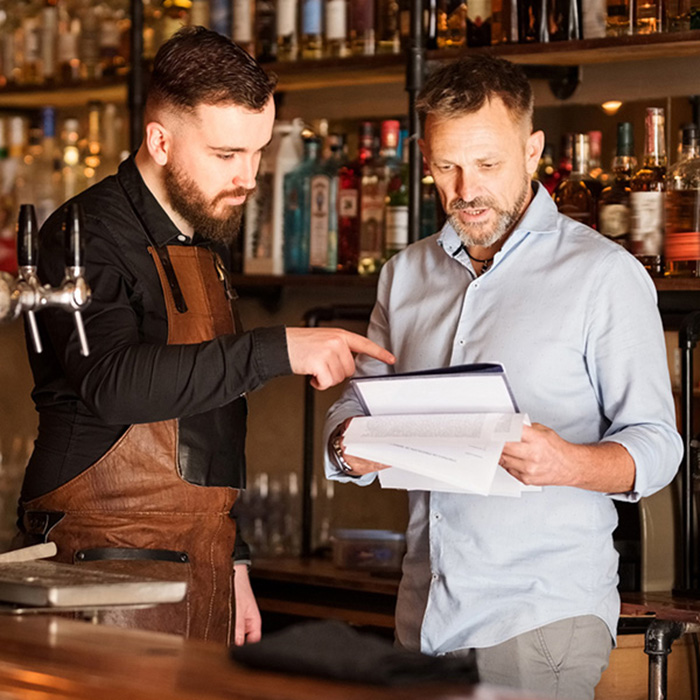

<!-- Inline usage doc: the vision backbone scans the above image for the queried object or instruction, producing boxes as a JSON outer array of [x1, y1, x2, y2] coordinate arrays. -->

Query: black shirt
[[22, 156, 292, 557]]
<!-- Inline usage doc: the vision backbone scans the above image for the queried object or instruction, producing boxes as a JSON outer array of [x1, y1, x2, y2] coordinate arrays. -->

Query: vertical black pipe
[[406, 0, 424, 244], [129, 0, 145, 152]]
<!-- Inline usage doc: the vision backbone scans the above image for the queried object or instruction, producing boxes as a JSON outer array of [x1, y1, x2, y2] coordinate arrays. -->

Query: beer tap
[[0, 203, 91, 356]]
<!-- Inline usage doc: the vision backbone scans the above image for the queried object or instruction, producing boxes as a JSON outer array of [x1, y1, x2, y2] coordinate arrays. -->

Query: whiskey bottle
[[634, 0, 663, 31], [16, 0, 43, 85], [552, 133, 598, 229], [665, 124, 700, 277], [276, 0, 298, 60], [534, 144, 560, 194], [491, 0, 518, 42], [41, 0, 59, 84], [325, 0, 349, 57], [547, 0, 581, 40], [467, 0, 492, 45], [377, 0, 401, 52], [337, 122, 373, 274], [438, 0, 468, 48], [255, 0, 277, 61], [301, 0, 324, 58], [349, 0, 376, 54], [630, 107, 666, 276], [232, 0, 255, 56], [598, 121, 636, 248], [57, 0, 81, 83], [517, 0, 547, 41], [605, 0, 633, 34]]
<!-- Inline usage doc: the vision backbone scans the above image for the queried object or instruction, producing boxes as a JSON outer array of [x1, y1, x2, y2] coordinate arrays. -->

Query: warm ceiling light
[[601, 100, 623, 115]]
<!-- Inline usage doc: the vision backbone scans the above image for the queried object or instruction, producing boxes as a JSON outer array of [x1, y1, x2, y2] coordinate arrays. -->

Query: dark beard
[[163, 162, 251, 245]]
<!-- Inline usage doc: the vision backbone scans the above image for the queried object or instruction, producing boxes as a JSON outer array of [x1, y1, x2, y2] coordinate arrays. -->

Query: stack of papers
[[344, 364, 540, 497]]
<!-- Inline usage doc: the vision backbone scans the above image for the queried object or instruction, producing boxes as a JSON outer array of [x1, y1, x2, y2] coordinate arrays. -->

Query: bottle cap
[[616, 122, 635, 157], [681, 123, 699, 149]]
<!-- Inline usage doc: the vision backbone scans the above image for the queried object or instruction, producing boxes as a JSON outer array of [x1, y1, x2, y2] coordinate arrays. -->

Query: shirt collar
[[437, 181, 559, 262], [116, 155, 187, 247]]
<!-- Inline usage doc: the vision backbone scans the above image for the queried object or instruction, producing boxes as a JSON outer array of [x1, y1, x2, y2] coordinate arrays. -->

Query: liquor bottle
[[377, 0, 401, 53], [16, 0, 43, 85], [83, 100, 102, 187], [588, 130, 612, 188], [420, 166, 445, 238], [325, 0, 349, 56], [547, 0, 581, 40], [467, 0, 492, 45], [57, 0, 81, 83], [0, 119, 17, 275], [582, 0, 606, 37], [552, 133, 598, 229], [598, 121, 636, 248], [605, 0, 633, 33], [301, 0, 324, 58], [255, 0, 276, 61], [190, 0, 210, 25], [359, 120, 400, 275], [337, 122, 373, 273], [384, 139, 409, 259], [60, 117, 86, 200], [34, 107, 62, 226], [630, 107, 667, 276], [664, 124, 700, 277], [491, 0, 518, 42], [534, 144, 560, 194], [246, 119, 304, 275], [283, 138, 321, 274], [41, 0, 59, 84], [99, 0, 125, 77], [438, 0, 468, 48], [142, 0, 163, 61], [634, 0, 663, 31], [232, 0, 255, 56], [399, 0, 411, 48], [425, 0, 439, 48], [349, 0, 376, 54], [209, 0, 230, 34], [276, 0, 298, 60], [308, 134, 341, 273], [518, 0, 548, 41], [78, 0, 100, 80], [557, 132, 573, 183]]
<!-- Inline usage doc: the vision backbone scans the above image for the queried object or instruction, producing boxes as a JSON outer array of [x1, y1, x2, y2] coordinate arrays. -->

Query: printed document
[[344, 364, 540, 497]]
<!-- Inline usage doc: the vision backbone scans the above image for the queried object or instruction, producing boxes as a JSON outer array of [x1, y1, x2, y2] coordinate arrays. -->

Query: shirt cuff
[[251, 326, 293, 382]]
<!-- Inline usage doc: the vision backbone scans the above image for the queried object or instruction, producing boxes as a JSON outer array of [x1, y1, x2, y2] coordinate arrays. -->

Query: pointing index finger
[[344, 332, 396, 365]]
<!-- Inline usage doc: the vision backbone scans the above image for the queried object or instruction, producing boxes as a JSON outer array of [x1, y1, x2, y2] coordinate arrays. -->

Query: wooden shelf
[[654, 277, 700, 292], [0, 79, 127, 108], [428, 30, 700, 67]]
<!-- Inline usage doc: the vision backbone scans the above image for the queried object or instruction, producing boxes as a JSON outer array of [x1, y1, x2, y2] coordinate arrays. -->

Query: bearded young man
[[16, 27, 393, 646], [324, 56, 681, 699]]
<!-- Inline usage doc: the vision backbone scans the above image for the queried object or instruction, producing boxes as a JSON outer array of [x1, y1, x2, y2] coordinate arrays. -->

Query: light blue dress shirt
[[324, 182, 682, 654]]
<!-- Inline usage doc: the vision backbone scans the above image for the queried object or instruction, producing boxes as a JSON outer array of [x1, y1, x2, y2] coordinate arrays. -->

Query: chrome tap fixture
[[0, 203, 91, 356]]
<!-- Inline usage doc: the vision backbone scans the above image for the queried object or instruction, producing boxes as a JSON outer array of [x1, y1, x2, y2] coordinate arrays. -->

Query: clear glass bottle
[[41, 0, 59, 84], [664, 124, 700, 277], [283, 138, 321, 274], [491, 0, 518, 42], [552, 133, 598, 229], [337, 122, 373, 274], [301, 0, 324, 58], [517, 0, 547, 40], [57, 0, 81, 83], [359, 119, 400, 275], [348, 0, 376, 55], [376, 0, 401, 52], [630, 107, 666, 276], [606, 0, 633, 34], [547, 0, 581, 40], [78, 0, 100, 80], [467, 0, 492, 45], [232, 0, 255, 55], [98, 0, 123, 77], [325, 0, 349, 56], [16, 0, 44, 85], [276, 0, 298, 60], [598, 121, 636, 248], [34, 106, 62, 226], [255, 0, 276, 61], [83, 100, 102, 188], [60, 116, 85, 200]]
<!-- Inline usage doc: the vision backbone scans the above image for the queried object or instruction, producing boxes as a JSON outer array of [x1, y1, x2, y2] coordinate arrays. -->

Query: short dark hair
[[146, 26, 277, 116], [416, 55, 533, 130]]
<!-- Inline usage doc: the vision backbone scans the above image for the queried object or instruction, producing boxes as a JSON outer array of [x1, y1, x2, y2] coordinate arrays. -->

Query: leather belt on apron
[[21, 244, 240, 644]]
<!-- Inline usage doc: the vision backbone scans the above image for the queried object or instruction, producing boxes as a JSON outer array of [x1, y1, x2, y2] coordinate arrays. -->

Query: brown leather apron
[[21, 246, 239, 644]]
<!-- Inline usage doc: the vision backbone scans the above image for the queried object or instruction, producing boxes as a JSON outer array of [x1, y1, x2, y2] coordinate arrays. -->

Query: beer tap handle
[[63, 203, 89, 357], [17, 204, 42, 354]]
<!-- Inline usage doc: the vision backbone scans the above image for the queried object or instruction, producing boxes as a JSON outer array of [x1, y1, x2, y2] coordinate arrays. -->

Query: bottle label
[[598, 202, 630, 240], [303, 0, 323, 34], [58, 31, 79, 64], [247, 172, 274, 259], [277, 0, 297, 35], [468, 0, 490, 22], [338, 189, 358, 218], [385, 205, 409, 249], [630, 191, 664, 255], [360, 191, 386, 258], [310, 175, 331, 268], [326, 0, 348, 39], [100, 19, 121, 49], [233, 0, 253, 42]]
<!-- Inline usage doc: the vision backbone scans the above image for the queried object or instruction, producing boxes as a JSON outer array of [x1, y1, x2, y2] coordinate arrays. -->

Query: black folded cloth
[[230, 620, 478, 686]]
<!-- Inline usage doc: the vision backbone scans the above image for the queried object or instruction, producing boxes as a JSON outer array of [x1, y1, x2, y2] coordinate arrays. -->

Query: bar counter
[[0, 615, 544, 700]]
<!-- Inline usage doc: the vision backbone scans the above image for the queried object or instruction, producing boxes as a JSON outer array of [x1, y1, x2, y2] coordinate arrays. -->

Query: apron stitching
[[204, 513, 225, 640]]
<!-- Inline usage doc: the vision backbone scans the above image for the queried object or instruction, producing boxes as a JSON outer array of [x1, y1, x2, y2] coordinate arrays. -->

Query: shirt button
[[433, 512, 441, 520], [432, 573, 439, 582], [177, 234, 187, 242], [458, 339, 465, 346], [473, 283, 479, 288]]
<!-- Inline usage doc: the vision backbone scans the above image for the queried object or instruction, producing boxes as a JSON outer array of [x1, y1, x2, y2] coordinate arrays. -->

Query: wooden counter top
[[0, 616, 543, 700]]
